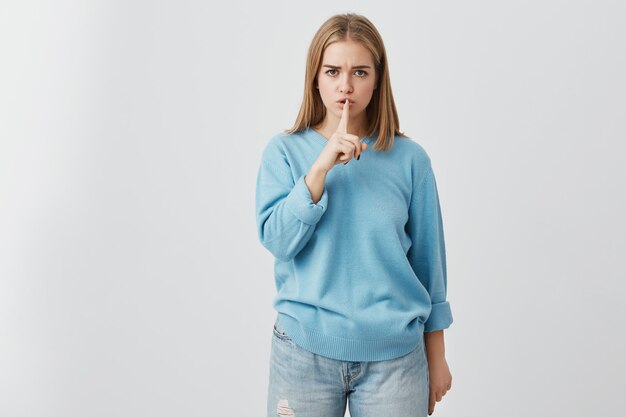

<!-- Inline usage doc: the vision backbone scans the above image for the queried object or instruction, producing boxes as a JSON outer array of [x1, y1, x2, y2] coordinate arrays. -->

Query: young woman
[[256, 13, 453, 417]]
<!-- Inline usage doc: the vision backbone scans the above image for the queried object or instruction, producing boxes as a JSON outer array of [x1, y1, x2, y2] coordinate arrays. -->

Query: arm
[[405, 163, 453, 415], [405, 164, 453, 333], [424, 329, 452, 415], [304, 163, 328, 204], [255, 140, 329, 261], [424, 329, 446, 359]]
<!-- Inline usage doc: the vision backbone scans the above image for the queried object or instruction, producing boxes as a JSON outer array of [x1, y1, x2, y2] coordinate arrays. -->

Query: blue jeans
[[267, 315, 430, 417]]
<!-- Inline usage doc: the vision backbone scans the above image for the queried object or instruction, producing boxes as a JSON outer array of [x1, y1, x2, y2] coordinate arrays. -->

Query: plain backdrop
[[1, 1, 625, 416]]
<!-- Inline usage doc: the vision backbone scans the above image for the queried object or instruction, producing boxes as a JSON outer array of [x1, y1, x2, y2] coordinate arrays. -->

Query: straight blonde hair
[[284, 13, 408, 152]]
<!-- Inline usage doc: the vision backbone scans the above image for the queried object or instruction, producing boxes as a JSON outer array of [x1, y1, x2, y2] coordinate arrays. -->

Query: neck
[[313, 114, 368, 141]]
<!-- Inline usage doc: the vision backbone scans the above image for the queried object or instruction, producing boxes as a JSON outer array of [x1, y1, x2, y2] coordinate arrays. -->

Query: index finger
[[429, 392, 435, 415], [336, 99, 350, 133]]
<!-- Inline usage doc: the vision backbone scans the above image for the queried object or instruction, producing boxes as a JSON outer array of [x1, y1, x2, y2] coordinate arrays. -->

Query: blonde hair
[[284, 13, 408, 152]]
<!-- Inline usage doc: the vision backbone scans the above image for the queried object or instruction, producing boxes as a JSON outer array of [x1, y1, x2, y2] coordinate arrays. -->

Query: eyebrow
[[322, 64, 372, 69]]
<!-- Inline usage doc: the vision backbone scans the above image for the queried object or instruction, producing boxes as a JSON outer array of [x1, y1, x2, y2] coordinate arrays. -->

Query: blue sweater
[[255, 127, 453, 361]]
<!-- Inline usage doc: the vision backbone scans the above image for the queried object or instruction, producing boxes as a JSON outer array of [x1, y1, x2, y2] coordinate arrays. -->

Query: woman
[[255, 13, 453, 417]]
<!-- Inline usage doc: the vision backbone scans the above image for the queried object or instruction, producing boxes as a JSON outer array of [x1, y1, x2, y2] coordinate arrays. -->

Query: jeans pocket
[[272, 317, 294, 344]]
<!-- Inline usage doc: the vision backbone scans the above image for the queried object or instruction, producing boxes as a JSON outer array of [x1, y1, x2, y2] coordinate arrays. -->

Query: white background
[[1, 1, 625, 416]]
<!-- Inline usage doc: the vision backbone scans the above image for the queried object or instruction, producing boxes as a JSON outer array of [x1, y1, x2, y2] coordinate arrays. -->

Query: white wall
[[1, 1, 625, 416]]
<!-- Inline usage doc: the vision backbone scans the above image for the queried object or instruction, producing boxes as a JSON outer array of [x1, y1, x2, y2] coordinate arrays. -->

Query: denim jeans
[[267, 315, 430, 417]]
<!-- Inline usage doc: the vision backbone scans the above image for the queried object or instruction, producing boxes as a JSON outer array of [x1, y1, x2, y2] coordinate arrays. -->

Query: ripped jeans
[[267, 315, 430, 417]]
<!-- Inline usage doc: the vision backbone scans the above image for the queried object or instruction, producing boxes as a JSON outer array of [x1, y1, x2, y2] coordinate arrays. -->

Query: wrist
[[310, 163, 329, 175]]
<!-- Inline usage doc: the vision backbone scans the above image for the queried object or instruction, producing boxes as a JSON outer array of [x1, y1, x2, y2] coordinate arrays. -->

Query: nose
[[338, 74, 353, 93]]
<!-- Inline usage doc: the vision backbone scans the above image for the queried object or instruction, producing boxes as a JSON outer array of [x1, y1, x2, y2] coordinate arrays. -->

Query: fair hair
[[284, 13, 408, 152]]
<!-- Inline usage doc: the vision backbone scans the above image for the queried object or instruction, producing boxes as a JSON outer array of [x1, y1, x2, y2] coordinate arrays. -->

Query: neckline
[[305, 126, 372, 145]]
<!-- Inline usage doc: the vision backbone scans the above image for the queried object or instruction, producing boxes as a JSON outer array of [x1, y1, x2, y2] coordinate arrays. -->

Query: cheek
[[317, 84, 333, 101], [357, 86, 375, 101]]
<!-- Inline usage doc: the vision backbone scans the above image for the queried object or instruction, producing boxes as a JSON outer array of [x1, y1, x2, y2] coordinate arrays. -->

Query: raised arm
[[255, 139, 329, 261]]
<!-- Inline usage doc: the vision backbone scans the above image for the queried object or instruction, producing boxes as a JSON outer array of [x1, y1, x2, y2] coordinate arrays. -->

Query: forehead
[[321, 40, 374, 67]]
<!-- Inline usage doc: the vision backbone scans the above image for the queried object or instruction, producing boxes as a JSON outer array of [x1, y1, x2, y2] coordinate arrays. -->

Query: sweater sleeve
[[255, 138, 329, 261], [405, 164, 453, 332]]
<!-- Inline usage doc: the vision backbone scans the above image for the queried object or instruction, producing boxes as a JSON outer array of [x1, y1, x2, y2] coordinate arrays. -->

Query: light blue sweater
[[255, 127, 453, 361]]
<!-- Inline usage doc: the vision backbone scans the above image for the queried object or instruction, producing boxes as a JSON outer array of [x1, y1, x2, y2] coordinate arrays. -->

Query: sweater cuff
[[285, 174, 328, 225], [424, 301, 453, 332]]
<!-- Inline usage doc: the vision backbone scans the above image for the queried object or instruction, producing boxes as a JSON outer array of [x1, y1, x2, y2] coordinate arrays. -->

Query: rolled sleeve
[[424, 301, 453, 332], [285, 174, 328, 225]]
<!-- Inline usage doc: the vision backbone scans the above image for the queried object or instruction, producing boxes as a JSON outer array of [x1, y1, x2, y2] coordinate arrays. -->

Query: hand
[[427, 356, 452, 415], [313, 99, 368, 173]]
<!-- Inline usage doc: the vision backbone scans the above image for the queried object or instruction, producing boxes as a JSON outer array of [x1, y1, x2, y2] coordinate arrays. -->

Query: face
[[315, 40, 378, 124]]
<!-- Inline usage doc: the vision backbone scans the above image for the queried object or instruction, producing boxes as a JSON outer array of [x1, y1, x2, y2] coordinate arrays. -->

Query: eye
[[326, 69, 367, 78]]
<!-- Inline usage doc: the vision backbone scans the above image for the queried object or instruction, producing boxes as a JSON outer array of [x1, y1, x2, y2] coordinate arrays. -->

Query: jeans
[[267, 315, 430, 417]]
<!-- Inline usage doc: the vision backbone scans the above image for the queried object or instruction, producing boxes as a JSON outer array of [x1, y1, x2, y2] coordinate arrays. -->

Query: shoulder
[[264, 131, 293, 149], [391, 135, 432, 169], [261, 131, 304, 159], [387, 135, 437, 192]]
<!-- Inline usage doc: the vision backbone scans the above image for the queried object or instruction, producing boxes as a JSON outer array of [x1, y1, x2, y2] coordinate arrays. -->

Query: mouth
[[336, 99, 354, 104]]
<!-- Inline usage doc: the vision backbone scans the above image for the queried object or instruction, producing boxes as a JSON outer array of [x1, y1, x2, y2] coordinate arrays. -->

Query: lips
[[337, 98, 353, 104]]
